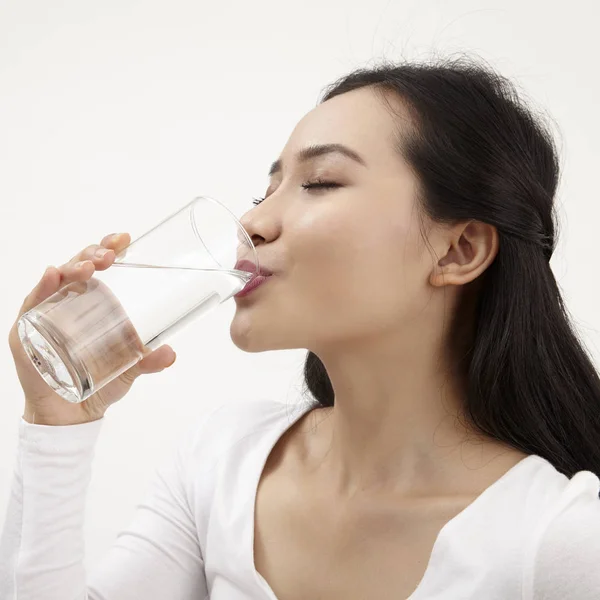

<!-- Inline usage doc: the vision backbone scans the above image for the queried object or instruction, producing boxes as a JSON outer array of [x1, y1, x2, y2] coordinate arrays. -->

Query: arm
[[0, 415, 208, 600]]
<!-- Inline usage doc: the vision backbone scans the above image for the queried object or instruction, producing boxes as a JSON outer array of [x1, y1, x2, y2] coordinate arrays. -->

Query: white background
[[1, 0, 598, 571]]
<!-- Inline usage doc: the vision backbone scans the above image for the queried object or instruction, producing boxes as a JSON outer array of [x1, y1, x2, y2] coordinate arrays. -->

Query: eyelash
[[252, 180, 341, 206]]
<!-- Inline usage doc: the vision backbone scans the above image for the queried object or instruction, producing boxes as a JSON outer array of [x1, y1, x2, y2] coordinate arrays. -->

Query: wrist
[[22, 402, 103, 426]]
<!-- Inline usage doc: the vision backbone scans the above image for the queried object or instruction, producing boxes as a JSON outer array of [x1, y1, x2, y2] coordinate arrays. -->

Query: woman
[[2, 56, 600, 599]]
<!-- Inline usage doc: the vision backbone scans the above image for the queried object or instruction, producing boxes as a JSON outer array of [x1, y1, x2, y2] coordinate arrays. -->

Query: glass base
[[17, 313, 88, 403]]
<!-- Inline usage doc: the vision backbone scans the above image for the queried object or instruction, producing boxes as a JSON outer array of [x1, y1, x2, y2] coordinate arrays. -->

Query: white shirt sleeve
[[0, 414, 208, 600], [530, 472, 600, 600]]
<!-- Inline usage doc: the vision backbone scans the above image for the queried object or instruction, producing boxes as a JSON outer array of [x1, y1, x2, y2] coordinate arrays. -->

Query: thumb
[[117, 345, 176, 388], [136, 344, 177, 375], [114, 344, 177, 387]]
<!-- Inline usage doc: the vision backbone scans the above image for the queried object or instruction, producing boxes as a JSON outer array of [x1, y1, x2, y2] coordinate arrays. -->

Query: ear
[[430, 220, 499, 287]]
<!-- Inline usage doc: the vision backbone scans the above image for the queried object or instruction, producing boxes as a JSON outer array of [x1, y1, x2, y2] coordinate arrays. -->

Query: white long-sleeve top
[[1, 397, 600, 599]]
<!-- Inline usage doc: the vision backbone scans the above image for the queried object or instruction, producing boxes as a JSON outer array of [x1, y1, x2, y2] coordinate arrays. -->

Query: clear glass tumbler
[[17, 196, 258, 404]]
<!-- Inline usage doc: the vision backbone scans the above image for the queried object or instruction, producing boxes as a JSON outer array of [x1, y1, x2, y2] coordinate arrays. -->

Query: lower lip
[[234, 274, 271, 298]]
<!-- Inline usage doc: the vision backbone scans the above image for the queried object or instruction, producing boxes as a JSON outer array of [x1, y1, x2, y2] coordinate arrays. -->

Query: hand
[[8, 232, 177, 426]]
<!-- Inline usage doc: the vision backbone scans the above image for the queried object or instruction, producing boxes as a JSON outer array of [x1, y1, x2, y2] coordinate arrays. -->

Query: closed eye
[[301, 180, 342, 191], [252, 180, 342, 206]]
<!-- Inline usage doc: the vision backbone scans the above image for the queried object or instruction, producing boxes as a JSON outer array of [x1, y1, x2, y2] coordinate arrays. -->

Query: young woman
[[3, 56, 600, 599]]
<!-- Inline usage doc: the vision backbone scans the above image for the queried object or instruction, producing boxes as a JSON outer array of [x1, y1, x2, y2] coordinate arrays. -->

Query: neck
[[308, 334, 512, 500]]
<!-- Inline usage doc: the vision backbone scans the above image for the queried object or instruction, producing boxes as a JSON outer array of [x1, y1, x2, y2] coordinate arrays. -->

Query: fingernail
[[75, 260, 90, 269], [95, 248, 109, 258]]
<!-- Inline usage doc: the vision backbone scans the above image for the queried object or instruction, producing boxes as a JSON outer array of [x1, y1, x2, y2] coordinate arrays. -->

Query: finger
[[100, 232, 131, 253], [56, 257, 97, 288], [76, 244, 116, 271], [92, 232, 131, 270], [19, 265, 61, 317], [75, 233, 131, 273], [137, 345, 177, 374], [60, 244, 113, 273], [51, 246, 102, 292], [56, 232, 131, 286], [58, 233, 130, 275], [118, 345, 176, 386], [18, 234, 131, 322]]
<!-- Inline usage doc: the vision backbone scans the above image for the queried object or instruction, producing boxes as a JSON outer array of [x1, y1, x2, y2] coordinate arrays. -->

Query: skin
[[231, 86, 530, 597], [231, 85, 522, 498], [10, 232, 176, 426], [9, 84, 529, 597]]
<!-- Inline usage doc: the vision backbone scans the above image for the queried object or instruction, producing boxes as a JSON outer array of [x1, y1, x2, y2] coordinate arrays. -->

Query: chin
[[229, 316, 295, 353], [230, 317, 268, 353]]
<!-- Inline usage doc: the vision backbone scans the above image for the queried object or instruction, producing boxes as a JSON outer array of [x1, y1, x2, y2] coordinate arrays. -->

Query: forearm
[[0, 416, 103, 600]]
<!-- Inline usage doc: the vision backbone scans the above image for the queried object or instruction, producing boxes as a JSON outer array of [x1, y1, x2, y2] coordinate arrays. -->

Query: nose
[[238, 205, 279, 250]]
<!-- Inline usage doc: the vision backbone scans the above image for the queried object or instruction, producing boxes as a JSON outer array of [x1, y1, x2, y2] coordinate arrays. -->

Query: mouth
[[234, 258, 274, 299], [234, 274, 271, 298], [234, 259, 273, 278]]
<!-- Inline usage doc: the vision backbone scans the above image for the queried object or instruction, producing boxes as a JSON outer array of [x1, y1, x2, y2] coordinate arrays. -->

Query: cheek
[[288, 206, 419, 323], [289, 208, 361, 282]]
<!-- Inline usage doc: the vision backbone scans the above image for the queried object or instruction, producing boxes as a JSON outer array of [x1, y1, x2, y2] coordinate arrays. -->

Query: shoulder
[[527, 468, 600, 599], [181, 398, 313, 464]]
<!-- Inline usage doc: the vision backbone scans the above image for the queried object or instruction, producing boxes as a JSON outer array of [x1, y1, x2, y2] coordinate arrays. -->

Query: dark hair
[[302, 55, 600, 480]]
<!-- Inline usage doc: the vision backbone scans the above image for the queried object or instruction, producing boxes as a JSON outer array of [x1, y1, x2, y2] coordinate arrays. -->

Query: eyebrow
[[268, 143, 367, 177]]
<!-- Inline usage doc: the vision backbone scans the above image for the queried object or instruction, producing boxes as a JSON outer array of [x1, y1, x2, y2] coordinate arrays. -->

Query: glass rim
[[114, 195, 259, 275], [190, 195, 259, 275]]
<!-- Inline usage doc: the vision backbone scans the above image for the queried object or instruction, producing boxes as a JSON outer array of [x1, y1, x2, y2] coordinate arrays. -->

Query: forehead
[[282, 87, 412, 169]]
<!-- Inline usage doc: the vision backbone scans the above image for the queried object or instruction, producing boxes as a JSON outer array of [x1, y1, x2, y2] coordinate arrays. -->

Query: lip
[[234, 274, 271, 298], [234, 259, 273, 278], [234, 258, 274, 299]]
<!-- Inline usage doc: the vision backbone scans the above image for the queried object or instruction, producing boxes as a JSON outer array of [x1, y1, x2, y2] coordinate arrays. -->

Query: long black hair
[[302, 55, 600, 480]]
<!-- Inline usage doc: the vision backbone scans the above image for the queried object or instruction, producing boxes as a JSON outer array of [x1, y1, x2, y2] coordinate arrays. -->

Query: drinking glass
[[17, 196, 258, 403]]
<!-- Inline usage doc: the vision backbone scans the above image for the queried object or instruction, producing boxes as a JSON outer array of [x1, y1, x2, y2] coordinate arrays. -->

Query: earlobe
[[430, 263, 469, 287]]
